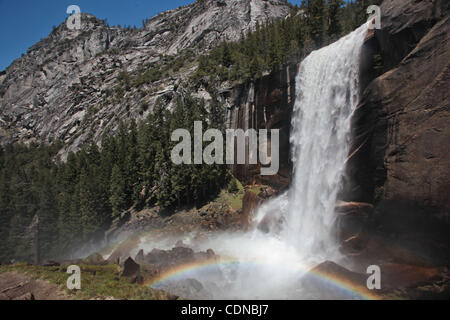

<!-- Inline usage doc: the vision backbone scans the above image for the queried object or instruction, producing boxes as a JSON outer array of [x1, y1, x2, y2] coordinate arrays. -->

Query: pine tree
[[328, 0, 344, 39], [307, 0, 327, 47], [36, 172, 59, 260], [0, 171, 12, 262], [110, 164, 127, 217]]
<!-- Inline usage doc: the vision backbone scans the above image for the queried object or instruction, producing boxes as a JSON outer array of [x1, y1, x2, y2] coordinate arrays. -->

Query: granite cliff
[[0, 0, 291, 159]]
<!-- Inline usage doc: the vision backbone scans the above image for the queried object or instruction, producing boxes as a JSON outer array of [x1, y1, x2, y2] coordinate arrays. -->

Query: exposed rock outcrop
[[121, 257, 143, 284], [241, 191, 263, 230], [0, 0, 291, 159], [142, 246, 218, 271], [224, 62, 297, 189]]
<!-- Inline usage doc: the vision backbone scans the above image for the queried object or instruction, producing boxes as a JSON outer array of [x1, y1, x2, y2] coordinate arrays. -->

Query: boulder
[[170, 247, 195, 263], [83, 253, 107, 266], [145, 249, 170, 265], [135, 249, 145, 265], [157, 278, 212, 300], [141, 246, 219, 277], [300, 261, 370, 300], [121, 257, 143, 284], [174, 240, 189, 248], [40, 261, 60, 267], [206, 249, 215, 259]]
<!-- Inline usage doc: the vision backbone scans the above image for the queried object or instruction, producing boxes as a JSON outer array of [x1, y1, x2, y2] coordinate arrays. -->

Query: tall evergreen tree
[[109, 164, 127, 217], [328, 0, 344, 39]]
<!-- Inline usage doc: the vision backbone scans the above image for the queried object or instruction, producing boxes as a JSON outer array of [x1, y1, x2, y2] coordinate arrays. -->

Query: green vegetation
[[227, 177, 242, 194], [194, 0, 382, 82], [117, 51, 196, 90], [0, 263, 168, 300], [247, 186, 264, 197], [217, 190, 245, 212], [0, 93, 230, 263]]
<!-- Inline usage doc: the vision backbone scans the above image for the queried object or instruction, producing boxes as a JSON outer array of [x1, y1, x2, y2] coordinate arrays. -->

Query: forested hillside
[[195, 0, 381, 82], [0, 94, 229, 262]]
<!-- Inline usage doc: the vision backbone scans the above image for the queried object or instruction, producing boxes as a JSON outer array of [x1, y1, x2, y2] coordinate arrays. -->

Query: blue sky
[[0, 0, 303, 71]]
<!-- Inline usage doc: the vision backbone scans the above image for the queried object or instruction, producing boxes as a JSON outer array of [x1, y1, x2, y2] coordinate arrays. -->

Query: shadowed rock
[[300, 261, 370, 300], [121, 257, 143, 284]]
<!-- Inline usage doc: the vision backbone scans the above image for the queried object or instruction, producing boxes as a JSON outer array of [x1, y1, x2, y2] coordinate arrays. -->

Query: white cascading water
[[143, 23, 370, 299], [255, 22, 370, 262]]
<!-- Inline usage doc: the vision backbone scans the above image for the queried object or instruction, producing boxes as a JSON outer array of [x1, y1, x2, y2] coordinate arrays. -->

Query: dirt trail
[[0, 272, 71, 300]]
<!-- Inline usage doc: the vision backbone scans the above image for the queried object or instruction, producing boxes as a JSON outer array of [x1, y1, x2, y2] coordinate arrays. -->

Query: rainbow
[[145, 257, 381, 300]]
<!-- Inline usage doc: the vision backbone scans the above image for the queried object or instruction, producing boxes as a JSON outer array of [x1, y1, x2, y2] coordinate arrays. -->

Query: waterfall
[[146, 23, 370, 299], [255, 23, 369, 263]]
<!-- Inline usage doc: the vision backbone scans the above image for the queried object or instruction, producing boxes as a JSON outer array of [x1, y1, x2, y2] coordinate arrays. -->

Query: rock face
[[0, 0, 291, 159], [344, 0, 450, 256], [224, 62, 297, 189], [334, 202, 373, 254], [300, 261, 371, 299]]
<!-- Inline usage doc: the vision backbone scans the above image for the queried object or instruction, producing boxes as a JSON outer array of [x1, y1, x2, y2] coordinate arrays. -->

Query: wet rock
[[259, 186, 277, 200], [334, 202, 373, 252], [300, 261, 370, 299], [170, 247, 196, 263], [145, 249, 170, 266], [206, 249, 215, 259], [175, 240, 189, 248], [158, 278, 212, 300], [141, 246, 219, 275], [256, 214, 285, 235], [241, 191, 263, 230], [40, 261, 60, 267], [340, 235, 368, 255]]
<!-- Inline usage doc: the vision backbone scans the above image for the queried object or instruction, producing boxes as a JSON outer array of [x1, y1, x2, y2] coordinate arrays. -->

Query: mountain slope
[[0, 0, 291, 158]]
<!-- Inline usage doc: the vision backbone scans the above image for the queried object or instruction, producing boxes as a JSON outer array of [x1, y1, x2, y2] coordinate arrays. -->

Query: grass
[[215, 189, 244, 211], [247, 186, 263, 196], [0, 263, 168, 300], [215, 181, 268, 211]]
